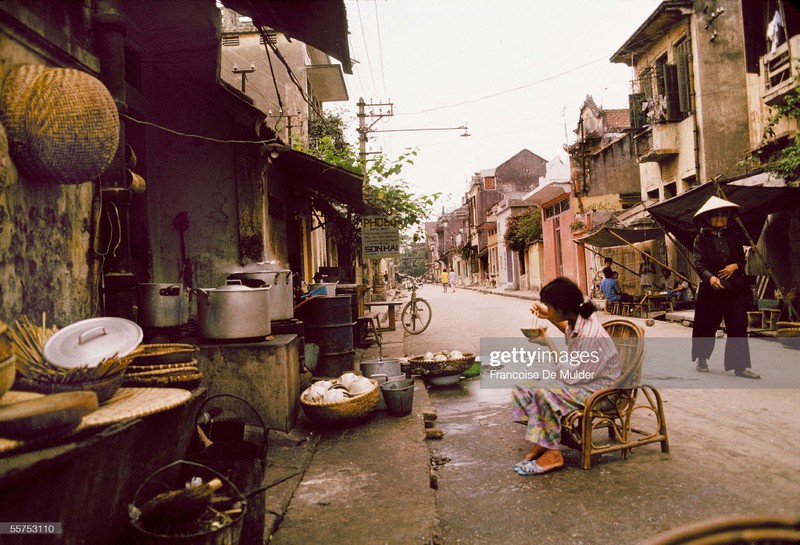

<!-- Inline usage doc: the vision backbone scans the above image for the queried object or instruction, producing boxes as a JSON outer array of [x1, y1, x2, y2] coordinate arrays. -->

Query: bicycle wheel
[[401, 298, 432, 334]]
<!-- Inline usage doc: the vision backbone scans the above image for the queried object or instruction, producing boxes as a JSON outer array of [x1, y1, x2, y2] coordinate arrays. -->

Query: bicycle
[[400, 281, 432, 334]]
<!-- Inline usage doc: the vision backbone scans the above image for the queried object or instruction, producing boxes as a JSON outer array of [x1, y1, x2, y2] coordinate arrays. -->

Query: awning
[[306, 64, 349, 102], [223, 0, 353, 74], [273, 149, 363, 210], [573, 225, 664, 248], [645, 176, 800, 249]]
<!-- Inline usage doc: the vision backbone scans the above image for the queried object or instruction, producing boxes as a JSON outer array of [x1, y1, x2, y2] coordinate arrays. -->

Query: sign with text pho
[[361, 215, 400, 258]]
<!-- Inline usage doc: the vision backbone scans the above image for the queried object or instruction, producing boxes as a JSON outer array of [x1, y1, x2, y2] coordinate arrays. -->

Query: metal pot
[[227, 270, 293, 321], [193, 282, 271, 339], [359, 358, 402, 379], [137, 283, 189, 328]]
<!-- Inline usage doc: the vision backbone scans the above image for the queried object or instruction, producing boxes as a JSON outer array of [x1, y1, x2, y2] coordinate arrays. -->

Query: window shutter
[[662, 63, 681, 121], [629, 93, 646, 129], [675, 43, 691, 113]]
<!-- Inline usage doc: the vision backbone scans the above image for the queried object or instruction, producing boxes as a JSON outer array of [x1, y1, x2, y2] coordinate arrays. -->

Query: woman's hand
[[709, 275, 724, 290], [717, 263, 738, 280], [530, 301, 551, 321]]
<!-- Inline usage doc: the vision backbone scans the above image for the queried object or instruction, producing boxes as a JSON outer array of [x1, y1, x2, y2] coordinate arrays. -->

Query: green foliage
[[397, 236, 428, 277], [504, 207, 542, 253], [301, 110, 440, 252]]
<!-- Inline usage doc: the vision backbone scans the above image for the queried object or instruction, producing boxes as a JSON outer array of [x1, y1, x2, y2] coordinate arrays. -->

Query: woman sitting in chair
[[512, 277, 620, 475]]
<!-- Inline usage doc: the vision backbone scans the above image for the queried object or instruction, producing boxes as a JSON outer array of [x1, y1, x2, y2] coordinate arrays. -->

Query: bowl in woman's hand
[[520, 327, 547, 341]]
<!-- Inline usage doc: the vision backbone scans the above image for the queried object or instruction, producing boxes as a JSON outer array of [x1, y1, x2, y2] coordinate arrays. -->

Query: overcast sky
[[337, 0, 662, 215]]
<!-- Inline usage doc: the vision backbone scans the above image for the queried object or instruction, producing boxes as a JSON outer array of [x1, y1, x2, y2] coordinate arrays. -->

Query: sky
[[336, 0, 662, 216]]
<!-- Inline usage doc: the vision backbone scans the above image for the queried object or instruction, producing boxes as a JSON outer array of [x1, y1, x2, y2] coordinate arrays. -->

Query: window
[[259, 31, 278, 45], [674, 38, 692, 114], [222, 35, 240, 47], [663, 182, 677, 200], [543, 198, 569, 220], [484, 176, 496, 190]]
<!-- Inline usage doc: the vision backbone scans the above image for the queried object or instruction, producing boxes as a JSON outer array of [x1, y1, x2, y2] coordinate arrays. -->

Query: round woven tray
[[130, 344, 200, 366], [127, 360, 198, 375], [405, 353, 476, 378], [122, 370, 203, 390], [776, 327, 800, 350], [300, 379, 379, 426], [13, 372, 125, 404], [0, 64, 119, 183]]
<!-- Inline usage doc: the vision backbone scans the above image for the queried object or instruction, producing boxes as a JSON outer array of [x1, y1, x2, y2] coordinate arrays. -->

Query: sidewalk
[[264, 294, 440, 544]]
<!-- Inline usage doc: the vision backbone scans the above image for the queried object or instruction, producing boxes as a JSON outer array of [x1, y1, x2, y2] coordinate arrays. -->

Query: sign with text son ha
[[361, 215, 400, 258]]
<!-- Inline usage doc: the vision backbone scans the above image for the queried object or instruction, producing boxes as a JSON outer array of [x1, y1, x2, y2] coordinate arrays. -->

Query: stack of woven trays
[[776, 322, 800, 350], [124, 344, 202, 390]]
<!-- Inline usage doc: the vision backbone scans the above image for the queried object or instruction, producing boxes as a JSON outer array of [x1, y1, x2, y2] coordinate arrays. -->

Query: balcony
[[635, 123, 679, 163], [762, 40, 799, 107]]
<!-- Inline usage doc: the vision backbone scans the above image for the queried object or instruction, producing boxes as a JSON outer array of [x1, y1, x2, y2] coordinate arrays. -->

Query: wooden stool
[[747, 311, 763, 329]]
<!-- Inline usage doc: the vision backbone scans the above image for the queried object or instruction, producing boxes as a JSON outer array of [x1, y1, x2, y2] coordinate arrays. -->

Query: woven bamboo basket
[[405, 353, 476, 378], [776, 328, 800, 350], [0, 354, 16, 398], [300, 379, 379, 425], [0, 121, 17, 187], [0, 64, 119, 183], [14, 371, 125, 404]]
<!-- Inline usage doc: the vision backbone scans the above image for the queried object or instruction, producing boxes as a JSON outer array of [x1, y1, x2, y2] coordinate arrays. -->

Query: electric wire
[[121, 113, 277, 145], [372, 0, 387, 98], [355, 0, 379, 100]]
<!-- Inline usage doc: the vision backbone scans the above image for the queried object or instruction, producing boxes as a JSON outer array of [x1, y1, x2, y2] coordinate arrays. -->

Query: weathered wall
[[0, 7, 99, 326], [693, 0, 751, 181], [495, 150, 547, 194], [586, 134, 639, 198]]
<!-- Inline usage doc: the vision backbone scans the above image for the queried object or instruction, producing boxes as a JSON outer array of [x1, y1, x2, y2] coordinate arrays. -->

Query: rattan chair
[[638, 515, 800, 544], [560, 319, 670, 469]]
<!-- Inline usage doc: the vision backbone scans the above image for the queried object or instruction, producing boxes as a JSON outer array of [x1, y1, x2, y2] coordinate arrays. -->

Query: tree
[[504, 207, 543, 253], [302, 109, 440, 278]]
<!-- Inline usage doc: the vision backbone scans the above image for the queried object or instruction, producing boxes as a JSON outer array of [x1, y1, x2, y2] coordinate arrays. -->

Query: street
[[397, 284, 800, 545]]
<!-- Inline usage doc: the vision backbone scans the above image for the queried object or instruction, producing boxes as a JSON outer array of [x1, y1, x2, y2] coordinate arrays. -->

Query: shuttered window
[[629, 92, 646, 129], [674, 39, 692, 113], [662, 63, 681, 121]]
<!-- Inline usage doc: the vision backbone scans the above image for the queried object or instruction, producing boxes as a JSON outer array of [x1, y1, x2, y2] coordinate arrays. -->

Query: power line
[[373, 0, 388, 98], [355, 0, 379, 100]]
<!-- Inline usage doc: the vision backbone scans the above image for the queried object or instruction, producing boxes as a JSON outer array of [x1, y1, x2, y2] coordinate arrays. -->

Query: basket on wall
[[0, 121, 18, 187], [0, 64, 119, 184]]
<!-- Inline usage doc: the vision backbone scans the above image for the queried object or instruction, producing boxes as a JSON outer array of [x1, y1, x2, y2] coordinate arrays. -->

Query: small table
[[364, 301, 402, 331]]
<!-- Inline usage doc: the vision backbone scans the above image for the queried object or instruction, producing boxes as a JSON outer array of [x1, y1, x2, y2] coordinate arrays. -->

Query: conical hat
[[692, 196, 740, 223]]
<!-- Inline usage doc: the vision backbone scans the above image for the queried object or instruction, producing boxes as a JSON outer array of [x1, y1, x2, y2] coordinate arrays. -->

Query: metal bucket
[[370, 374, 407, 411], [297, 296, 354, 376], [380, 379, 415, 416]]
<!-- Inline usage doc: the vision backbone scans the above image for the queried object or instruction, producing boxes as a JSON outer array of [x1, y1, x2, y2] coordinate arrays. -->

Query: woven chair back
[[602, 319, 644, 388]]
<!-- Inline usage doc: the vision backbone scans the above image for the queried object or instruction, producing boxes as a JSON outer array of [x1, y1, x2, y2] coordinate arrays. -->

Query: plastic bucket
[[380, 379, 414, 416]]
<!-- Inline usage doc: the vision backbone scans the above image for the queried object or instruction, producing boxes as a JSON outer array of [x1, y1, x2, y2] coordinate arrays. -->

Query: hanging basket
[[0, 64, 119, 184]]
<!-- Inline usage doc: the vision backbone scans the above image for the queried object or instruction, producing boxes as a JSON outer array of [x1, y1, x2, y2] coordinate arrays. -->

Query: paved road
[[395, 285, 800, 545]]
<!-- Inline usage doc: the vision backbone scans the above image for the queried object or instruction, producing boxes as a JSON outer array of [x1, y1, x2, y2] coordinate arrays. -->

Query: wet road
[[395, 285, 800, 545]]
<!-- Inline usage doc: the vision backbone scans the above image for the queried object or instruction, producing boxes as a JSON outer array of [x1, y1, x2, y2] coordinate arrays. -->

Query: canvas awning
[[645, 175, 800, 249], [223, 0, 353, 74], [573, 225, 664, 248], [272, 149, 363, 210]]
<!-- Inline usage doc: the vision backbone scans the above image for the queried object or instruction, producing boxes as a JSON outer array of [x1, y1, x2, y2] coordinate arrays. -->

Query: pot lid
[[43, 317, 143, 369], [213, 283, 270, 291]]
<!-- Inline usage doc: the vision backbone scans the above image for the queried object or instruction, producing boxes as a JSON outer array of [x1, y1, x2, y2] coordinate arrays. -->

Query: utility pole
[[357, 98, 394, 162], [232, 63, 256, 93]]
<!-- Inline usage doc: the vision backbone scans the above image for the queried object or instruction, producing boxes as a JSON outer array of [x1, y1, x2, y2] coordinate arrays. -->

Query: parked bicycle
[[400, 281, 432, 334]]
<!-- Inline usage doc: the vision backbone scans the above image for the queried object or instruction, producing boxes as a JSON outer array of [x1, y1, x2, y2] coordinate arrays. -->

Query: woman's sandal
[[514, 459, 561, 476]]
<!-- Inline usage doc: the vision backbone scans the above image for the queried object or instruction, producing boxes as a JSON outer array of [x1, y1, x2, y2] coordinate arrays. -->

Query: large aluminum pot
[[193, 282, 271, 339], [359, 358, 403, 379], [227, 270, 293, 321], [137, 283, 189, 328]]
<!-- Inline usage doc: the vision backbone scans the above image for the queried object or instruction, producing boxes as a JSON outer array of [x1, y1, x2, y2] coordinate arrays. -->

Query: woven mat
[[0, 387, 192, 455]]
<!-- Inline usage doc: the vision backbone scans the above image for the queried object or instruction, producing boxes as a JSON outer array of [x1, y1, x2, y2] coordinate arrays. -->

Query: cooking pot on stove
[[193, 281, 271, 339], [137, 283, 189, 328], [227, 270, 293, 321]]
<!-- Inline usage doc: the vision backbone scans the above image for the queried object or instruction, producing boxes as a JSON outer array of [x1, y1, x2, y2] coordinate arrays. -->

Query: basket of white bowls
[[300, 372, 379, 426]]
